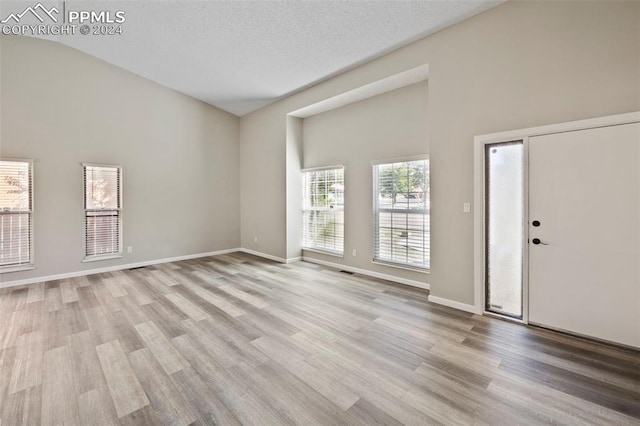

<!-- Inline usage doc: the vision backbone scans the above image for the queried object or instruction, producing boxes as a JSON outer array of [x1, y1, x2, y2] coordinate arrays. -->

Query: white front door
[[528, 122, 640, 348]]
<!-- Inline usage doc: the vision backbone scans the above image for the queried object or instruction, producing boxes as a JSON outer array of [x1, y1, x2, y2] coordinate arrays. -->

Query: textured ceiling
[[3, 0, 504, 116]]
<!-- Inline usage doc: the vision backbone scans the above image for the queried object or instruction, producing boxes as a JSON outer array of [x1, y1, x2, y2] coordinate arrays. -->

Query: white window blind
[[0, 160, 33, 270], [373, 159, 429, 270], [303, 167, 344, 255], [84, 165, 122, 259]]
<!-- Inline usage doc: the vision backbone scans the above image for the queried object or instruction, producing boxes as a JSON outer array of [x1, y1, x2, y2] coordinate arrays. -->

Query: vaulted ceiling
[[3, 0, 504, 115]]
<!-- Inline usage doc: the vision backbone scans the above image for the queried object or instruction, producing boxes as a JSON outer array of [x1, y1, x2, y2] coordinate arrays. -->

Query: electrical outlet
[[127, 246, 133, 253], [254, 236, 258, 243], [463, 202, 471, 213], [352, 249, 357, 257]]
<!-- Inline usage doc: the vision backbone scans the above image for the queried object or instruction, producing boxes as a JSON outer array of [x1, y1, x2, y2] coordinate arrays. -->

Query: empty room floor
[[0, 252, 638, 425]]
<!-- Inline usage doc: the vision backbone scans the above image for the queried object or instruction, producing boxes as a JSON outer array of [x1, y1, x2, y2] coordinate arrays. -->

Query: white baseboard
[[302, 256, 429, 291], [0, 248, 241, 289], [237, 248, 301, 264], [427, 295, 481, 314], [0, 244, 481, 318], [0, 246, 429, 297], [238, 248, 288, 264]]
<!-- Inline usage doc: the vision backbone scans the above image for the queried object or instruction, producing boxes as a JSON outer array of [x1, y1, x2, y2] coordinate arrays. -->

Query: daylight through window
[[84, 164, 122, 259], [0, 159, 33, 270], [373, 158, 429, 270], [303, 167, 344, 255]]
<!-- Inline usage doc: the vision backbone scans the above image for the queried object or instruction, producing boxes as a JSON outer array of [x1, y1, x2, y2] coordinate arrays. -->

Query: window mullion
[[373, 158, 429, 270], [83, 165, 122, 259], [0, 159, 34, 269], [302, 167, 344, 255]]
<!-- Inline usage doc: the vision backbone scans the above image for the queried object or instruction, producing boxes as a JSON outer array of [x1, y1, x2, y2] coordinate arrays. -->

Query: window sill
[[302, 248, 344, 258], [372, 260, 430, 274], [0, 264, 35, 274], [83, 254, 123, 263]]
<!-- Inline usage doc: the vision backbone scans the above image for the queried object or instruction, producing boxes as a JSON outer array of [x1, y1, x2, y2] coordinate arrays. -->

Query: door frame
[[473, 111, 640, 321]]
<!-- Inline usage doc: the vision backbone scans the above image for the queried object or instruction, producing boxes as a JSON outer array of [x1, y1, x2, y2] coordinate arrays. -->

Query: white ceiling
[[4, 0, 504, 116]]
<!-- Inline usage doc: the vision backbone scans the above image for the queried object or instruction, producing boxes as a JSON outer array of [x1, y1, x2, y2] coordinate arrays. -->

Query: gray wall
[[2, 1, 639, 308], [240, 1, 640, 305], [0, 35, 241, 283], [302, 81, 429, 283], [285, 116, 304, 260]]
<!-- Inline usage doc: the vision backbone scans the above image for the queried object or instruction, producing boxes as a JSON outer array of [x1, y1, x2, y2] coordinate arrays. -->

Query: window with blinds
[[0, 159, 33, 270], [373, 158, 429, 270], [303, 167, 344, 255], [84, 164, 122, 259]]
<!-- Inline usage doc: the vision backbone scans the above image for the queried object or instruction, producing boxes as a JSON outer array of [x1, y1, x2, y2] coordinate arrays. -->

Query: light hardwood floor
[[0, 252, 639, 425]]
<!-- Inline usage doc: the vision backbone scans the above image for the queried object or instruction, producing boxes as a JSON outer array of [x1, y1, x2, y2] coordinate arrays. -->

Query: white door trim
[[473, 111, 640, 318], [522, 136, 530, 323]]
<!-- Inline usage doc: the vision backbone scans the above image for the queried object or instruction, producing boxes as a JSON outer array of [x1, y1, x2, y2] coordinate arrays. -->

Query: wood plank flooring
[[0, 252, 639, 425]]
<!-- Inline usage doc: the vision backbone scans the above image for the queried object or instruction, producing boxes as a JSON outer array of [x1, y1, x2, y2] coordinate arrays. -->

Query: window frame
[[0, 158, 35, 273], [302, 165, 345, 257], [372, 155, 430, 272], [82, 163, 123, 262]]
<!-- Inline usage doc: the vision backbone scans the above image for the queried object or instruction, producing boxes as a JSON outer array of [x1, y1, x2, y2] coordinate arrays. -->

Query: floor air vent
[[340, 270, 354, 275]]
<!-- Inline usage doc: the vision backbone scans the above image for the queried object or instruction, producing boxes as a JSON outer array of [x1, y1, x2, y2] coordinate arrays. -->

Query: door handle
[[532, 238, 548, 245]]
